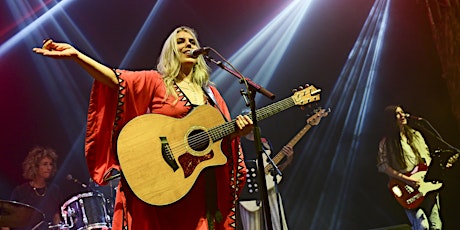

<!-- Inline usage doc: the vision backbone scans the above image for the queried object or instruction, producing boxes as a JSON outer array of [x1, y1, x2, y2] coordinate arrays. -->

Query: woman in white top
[[377, 105, 441, 230]]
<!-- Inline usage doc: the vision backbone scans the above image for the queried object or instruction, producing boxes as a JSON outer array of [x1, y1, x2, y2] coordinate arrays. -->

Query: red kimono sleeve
[[85, 70, 163, 185]]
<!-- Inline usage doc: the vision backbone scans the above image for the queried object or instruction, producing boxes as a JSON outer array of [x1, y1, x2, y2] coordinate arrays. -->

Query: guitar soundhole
[[187, 129, 210, 152]]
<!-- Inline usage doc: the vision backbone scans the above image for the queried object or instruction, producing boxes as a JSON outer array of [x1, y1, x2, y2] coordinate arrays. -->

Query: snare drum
[[61, 192, 111, 230]]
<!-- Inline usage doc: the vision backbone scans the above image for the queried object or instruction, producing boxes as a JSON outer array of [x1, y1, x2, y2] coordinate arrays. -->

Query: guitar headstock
[[291, 84, 321, 106], [307, 107, 331, 126]]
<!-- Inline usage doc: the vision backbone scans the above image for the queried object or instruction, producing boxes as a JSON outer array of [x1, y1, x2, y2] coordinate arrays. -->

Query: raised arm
[[32, 39, 118, 89]]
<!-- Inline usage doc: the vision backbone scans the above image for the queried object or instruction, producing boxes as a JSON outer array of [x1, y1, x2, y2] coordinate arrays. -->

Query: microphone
[[405, 113, 423, 121], [66, 174, 88, 188], [187, 47, 210, 58]]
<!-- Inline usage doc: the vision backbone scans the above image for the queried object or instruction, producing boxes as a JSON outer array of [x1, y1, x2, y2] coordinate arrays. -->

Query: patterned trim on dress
[[227, 143, 246, 229], [102, 70, 126, 181], [174, 82, 197, 108], [113, 70, 125, 135], [111, 69, 128, 230]]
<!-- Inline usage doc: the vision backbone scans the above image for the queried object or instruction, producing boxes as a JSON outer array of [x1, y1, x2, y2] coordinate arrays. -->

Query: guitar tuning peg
[[292, 88, 298, 93], [298, 85, 304, 90], [304, 83, 310, 88]]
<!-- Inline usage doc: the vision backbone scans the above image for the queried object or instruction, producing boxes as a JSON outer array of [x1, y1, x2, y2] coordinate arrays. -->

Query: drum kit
[[0, 176, 119, 230]]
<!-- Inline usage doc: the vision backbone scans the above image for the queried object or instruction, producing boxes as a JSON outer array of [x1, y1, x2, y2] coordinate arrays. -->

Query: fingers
[[232, 115, 253, 138], [235, 115, 253, 129], [32, 38, 54, 54], [42, 38, 53, 50], [43, 38, 52, 44], [409, 180, 420, 188], [282, 146, 294, 156]]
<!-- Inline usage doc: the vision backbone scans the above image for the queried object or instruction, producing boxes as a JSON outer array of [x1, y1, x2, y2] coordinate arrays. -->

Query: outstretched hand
[[32, 39, 78, 58]]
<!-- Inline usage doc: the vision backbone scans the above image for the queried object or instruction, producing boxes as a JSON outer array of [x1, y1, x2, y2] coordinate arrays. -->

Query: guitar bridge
[[160, 136, 179, 171]]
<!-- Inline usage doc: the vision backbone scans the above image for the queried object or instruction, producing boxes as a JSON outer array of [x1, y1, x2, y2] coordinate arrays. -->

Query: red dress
[[85, 70, 246, 229]]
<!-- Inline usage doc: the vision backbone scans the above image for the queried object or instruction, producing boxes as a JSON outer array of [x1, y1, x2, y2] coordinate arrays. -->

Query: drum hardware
[[48, 222, 71, 229], [61, 192, 111, 230]]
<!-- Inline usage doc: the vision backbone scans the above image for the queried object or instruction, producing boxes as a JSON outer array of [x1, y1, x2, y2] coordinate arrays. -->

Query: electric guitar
[[388, 163, 442, 209], [117, 85, 321, 205], [240, 108, 330, 211]]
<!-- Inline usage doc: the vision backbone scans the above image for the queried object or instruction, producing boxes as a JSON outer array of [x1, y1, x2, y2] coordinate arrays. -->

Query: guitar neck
[[209, 96, 297, 142], [264, 123, 313, 173]]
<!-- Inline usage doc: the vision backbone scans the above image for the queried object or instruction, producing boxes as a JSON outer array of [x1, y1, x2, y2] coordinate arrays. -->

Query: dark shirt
[[239, 136, 272, 201], [10, 182, 63, 230], [241, 136, 272, 161]]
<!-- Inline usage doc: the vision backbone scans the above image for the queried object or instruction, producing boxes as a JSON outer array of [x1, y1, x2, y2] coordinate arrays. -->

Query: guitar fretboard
[[208, 96, 296, 142]]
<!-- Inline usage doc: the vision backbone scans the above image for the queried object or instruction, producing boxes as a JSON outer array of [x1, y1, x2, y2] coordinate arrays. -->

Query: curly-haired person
[[4, 146, 63, 230]]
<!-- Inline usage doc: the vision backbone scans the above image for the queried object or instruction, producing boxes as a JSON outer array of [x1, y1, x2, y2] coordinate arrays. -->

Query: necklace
[[32, 186, 46, 197]]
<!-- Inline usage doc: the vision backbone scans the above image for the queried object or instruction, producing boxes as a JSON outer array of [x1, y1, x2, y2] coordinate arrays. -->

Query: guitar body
[[117, 105, 227, 206], [265, 166, 283, 191], [117, 85, 321, 205], [388, 164, 442, 209]]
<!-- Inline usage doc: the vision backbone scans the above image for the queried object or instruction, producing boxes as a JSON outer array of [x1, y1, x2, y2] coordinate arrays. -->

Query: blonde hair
[[22, 146, 58, 180], [156, 26, 211, 100]]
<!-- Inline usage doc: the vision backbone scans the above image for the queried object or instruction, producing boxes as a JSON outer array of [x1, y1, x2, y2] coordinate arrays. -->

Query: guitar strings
[[166, 120, 237, 153], [165, 98, 296, 154]]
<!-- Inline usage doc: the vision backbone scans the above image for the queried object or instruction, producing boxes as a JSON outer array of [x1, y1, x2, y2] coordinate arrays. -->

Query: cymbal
[[0, 200, 44, 228]]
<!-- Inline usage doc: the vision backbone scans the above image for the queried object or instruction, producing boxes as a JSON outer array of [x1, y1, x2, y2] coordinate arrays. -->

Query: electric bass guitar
[[388, 163, 442, 209], [117, 85, 321, 205], [240, 108, 329, 211]]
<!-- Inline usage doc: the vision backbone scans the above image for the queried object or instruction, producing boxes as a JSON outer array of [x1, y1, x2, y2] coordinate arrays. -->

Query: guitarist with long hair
[[32, 26, 253, 230], [377, 105, 442, 230]]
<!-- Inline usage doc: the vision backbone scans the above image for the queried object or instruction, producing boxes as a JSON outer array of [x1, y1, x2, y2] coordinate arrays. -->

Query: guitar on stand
[[240, 108, 330, 211]]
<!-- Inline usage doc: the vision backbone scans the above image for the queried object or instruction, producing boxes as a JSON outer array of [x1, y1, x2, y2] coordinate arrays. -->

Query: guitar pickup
[[160, 136, 179, 171], [391, 185, 403, 197]]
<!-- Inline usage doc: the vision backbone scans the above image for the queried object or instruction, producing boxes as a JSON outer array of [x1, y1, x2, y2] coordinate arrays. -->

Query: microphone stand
[[204, 53, 275, 230], [412, 119, 460, 177], [263, 150, 284, 230], [413, 119, 460, 153]]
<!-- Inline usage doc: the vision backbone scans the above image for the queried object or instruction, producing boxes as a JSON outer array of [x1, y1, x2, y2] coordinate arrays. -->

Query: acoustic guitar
[[117, 85, 321, 205]]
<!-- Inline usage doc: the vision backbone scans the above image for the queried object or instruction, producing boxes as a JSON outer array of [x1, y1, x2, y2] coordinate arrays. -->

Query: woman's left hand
[[233, 115, 253, 137], [282, 146, 294, 165]]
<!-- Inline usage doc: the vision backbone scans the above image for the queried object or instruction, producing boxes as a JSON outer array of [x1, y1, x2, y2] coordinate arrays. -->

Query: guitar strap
[[203, 86, 229, 122]]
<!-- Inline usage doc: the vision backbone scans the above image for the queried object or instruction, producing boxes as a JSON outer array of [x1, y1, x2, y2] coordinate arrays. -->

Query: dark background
[[1, 0, 459, 229]]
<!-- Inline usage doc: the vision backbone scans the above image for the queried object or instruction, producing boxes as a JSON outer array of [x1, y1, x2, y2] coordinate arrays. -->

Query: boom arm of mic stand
[[205, 56, 275, 100], [416, 120, 460, 152]]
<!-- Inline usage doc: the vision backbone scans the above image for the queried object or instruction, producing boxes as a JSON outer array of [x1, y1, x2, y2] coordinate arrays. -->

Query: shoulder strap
[[203, 86, 229, 122]]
